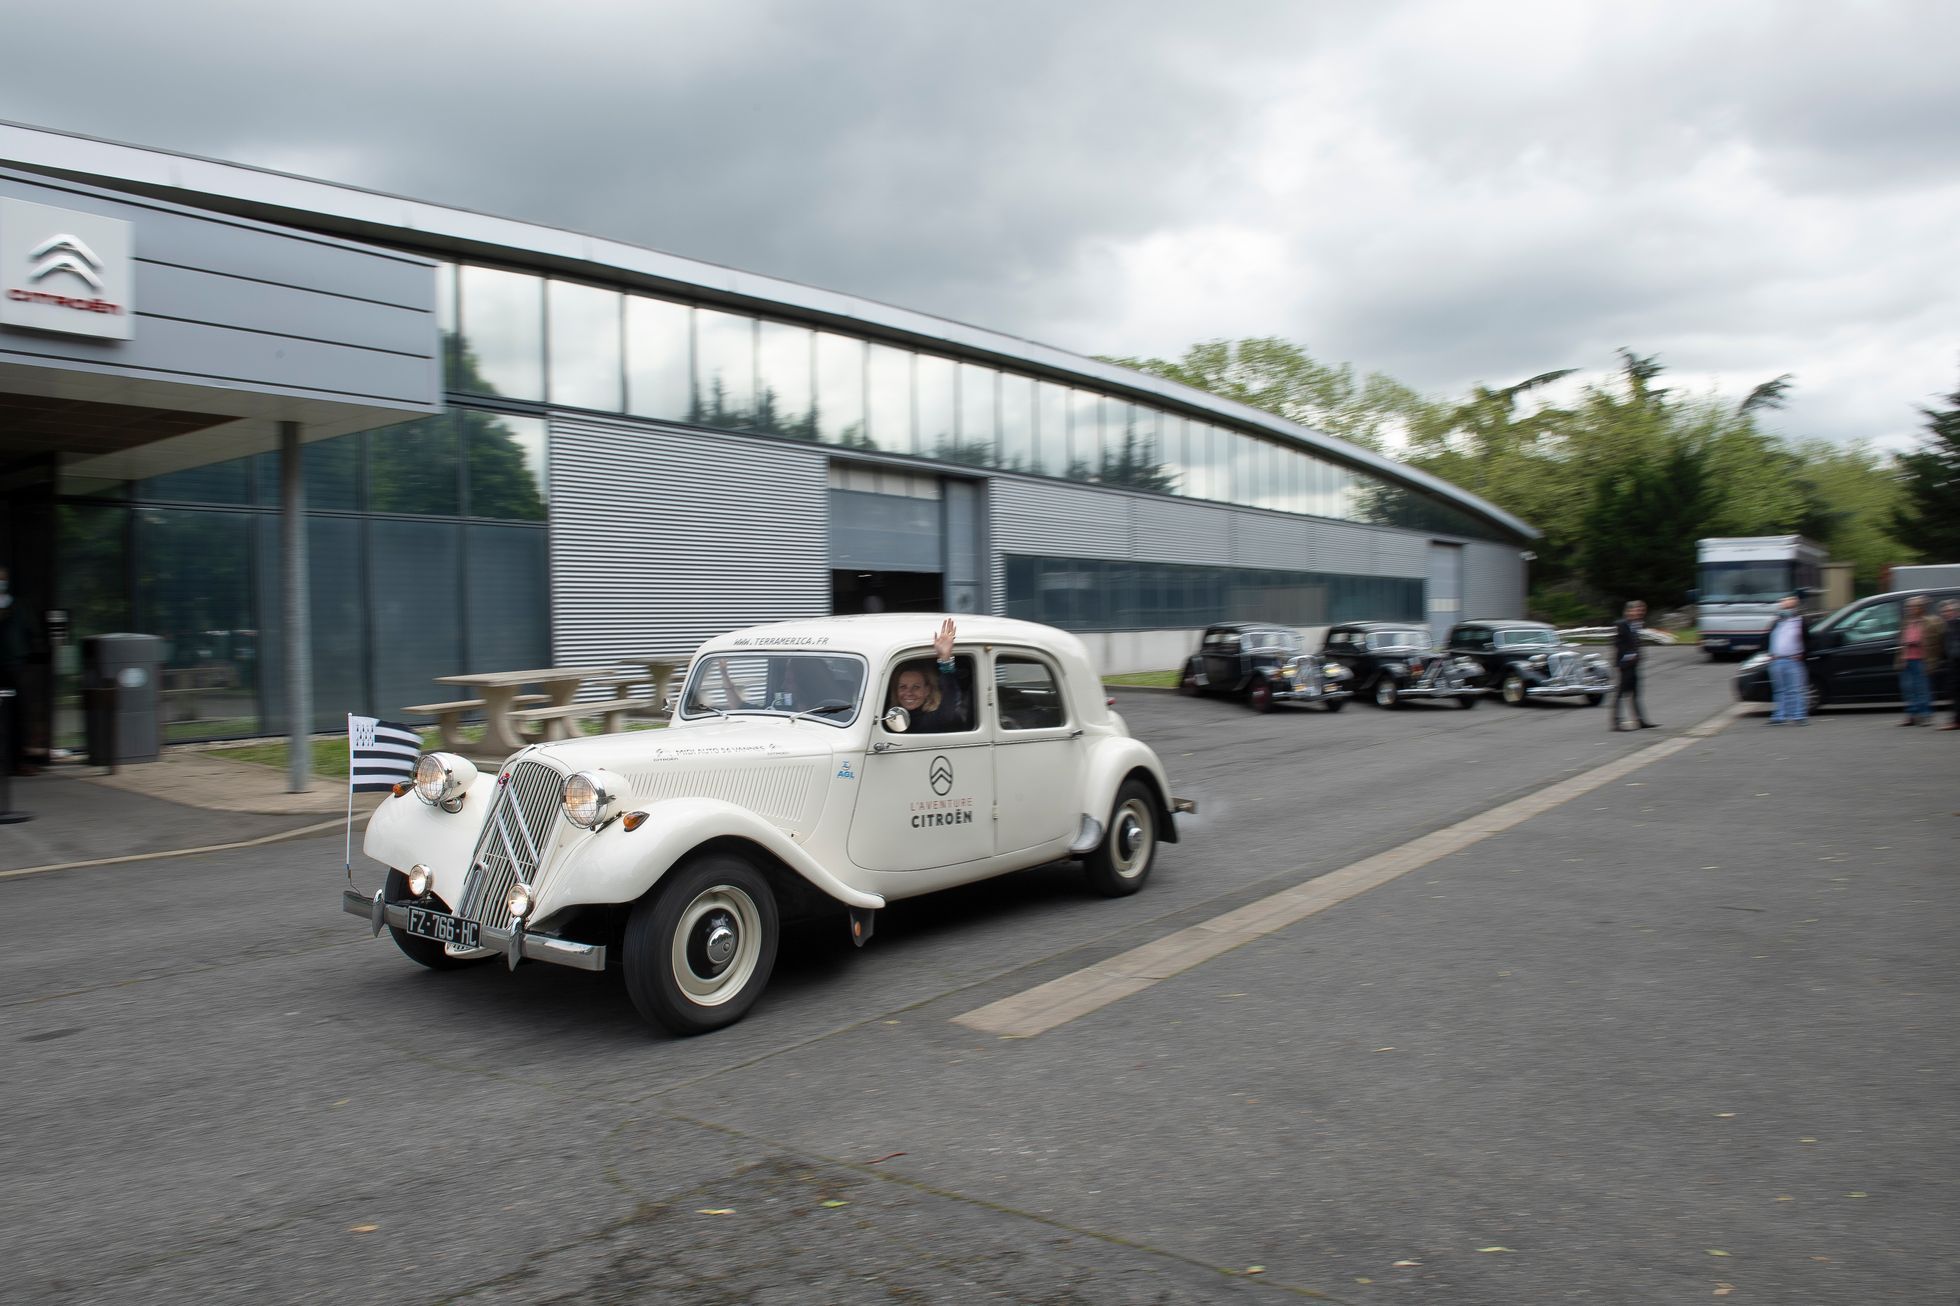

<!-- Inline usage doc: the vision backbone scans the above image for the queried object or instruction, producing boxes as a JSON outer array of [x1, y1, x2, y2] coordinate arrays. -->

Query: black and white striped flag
[[348, 715, 421, 793]]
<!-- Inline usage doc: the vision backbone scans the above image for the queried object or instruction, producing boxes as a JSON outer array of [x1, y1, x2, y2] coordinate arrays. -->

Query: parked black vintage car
[[1443, 619, 1613, 706], [1733, 587, 1960, 709], [1178, 622, 1353, 712], [1321, 621, 1482, 709]]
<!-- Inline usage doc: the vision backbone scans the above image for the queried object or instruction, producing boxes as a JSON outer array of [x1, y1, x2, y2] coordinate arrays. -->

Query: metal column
[[280, 421, 312, 793]]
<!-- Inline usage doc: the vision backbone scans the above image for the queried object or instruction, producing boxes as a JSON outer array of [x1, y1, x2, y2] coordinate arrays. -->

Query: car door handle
[[1069, 728, 1083, 739]]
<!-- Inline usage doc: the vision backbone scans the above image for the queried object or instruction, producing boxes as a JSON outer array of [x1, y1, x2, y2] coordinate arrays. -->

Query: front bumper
[[1703, 633, 1767, 652], [1273, 684, 1352, 704], [1524, 679, 1608, 699], [1395, 682, 1484, 699], [341, 888, 608, 972]]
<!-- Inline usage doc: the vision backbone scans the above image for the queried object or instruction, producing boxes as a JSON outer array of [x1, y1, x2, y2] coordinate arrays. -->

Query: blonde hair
[[893, 662, 942, 713]]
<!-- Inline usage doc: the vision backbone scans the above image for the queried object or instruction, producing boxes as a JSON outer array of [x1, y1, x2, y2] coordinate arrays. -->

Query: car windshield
[[1245, 629, 1302, 653], [1497, 628, 1557, 648], [680, 652, 867, 725], [1365, 630, 1428, 650], [1700, 560, 1794, 603]]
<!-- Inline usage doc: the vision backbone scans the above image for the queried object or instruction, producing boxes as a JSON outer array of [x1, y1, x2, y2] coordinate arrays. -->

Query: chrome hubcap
[[703, 920, 737, 967], [673, 886, 762, 1005], [1111, 799, 1153, 879]]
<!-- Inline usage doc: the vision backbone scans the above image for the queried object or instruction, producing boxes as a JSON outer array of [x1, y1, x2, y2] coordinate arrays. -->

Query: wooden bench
[[401, 694, 548, 752], [507, 696, 641, 740]]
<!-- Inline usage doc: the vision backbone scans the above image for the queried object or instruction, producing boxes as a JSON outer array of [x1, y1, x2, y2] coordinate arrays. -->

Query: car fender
[[543, 795, 884, 914], [362, 772, 499, 904], [1080, 736, 1179, 843]]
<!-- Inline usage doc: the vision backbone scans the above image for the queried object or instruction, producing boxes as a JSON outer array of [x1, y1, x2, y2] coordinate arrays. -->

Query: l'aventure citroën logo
[[28, 234, 107, 291], [928, 755, 954, 796]]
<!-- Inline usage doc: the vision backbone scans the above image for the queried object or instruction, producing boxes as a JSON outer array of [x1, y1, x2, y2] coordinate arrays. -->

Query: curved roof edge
[[0, 120, 1537, 542]]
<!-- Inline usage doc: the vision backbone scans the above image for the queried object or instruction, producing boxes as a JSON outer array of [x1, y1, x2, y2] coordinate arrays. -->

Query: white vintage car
[[341, 616, 1192, 1034]]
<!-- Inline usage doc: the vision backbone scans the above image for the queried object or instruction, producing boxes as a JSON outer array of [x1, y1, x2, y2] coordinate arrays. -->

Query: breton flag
[[348, 715, 421, 793]]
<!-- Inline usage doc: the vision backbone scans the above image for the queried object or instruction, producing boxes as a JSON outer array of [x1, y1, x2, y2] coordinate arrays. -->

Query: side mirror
[[663, 691, 680, 714], [881, 705, 911, 733]]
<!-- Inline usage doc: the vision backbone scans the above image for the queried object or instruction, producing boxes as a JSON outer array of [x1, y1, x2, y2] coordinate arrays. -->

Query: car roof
[[1335, 620, 1429, 631], [1459, 618, 1551, 628]]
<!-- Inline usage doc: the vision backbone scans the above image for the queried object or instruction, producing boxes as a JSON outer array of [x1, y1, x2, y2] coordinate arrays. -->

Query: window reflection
[[434, 263, 459, 391], [1067, 390, 1103, 482], [458, 266, 544, 400], [625, 296, 692, 421], [135, 508, 259, 740], [953, 362, 997, 468], [756, 321, 815, 439], [694, 308, 756, 428], [467, 411, 546, 520], [370, 411, 459, 516], [1035, 381, 1069, 477], [998, 373, 1034, 473], [916, 354, 955, 461], [547, 280, 622, 411], [1105, 403, 1171, 491], [815, 332, 867, 447], [867, 344, 913, 453], [1159, 413, 1186, 496]]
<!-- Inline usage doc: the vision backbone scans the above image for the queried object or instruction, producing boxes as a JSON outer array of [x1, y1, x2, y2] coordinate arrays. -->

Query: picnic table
[[424, 667, 635, 754], [618, 657, 686, 714]]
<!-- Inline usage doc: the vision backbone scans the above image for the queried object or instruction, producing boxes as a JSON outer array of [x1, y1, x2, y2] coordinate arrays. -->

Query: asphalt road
[[4, 650, 1954, 1303]]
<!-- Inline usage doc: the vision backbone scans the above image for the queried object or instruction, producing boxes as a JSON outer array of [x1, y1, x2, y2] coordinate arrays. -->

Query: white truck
[[1888, 563, 1960, 590], [1694, 536, 1826, 659]]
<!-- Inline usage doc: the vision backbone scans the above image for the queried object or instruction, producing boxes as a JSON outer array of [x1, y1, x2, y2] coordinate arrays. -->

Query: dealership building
[[0, 121, 1535, 756]]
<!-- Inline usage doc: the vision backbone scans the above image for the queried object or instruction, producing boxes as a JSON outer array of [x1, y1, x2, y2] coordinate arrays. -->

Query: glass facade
[[1003, 556, 1426, 631]]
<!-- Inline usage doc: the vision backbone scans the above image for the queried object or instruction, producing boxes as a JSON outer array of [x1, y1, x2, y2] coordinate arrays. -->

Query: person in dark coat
[[0, 565, 32, 776], [1610, 599, 1657, 732], [1940, 598, 1960, 731], [889, 618, 967, 733]]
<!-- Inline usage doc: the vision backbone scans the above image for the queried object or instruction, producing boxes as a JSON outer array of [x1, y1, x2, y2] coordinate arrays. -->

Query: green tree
[[1892, 378, 1960, 560]]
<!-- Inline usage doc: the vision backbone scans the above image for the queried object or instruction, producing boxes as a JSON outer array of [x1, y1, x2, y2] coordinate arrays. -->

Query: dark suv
[[1734, 588, 1960, 708], [1444, 619, 1613, 706]]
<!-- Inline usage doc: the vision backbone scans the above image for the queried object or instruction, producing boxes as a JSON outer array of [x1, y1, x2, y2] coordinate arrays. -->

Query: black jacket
[[1613, 619, 1643, 665], [905, 665, 967, 733]]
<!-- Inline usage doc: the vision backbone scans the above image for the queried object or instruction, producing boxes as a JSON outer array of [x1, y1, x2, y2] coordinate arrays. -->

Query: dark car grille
[[457, 759, 563, 928]]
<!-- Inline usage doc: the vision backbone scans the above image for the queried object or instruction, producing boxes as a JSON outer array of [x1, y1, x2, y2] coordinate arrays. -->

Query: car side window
[[995, 655, 1068, 731], [1837, 601, 1901, 644], [882, 654, 978, 733]]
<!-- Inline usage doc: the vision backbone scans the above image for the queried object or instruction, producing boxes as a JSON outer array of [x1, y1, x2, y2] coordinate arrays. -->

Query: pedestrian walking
[[1765, 593, 1810, 725], [1896, 595, 1945, 727], [1940, 598, 1960, 732], [1610, 599, 1657, 731]]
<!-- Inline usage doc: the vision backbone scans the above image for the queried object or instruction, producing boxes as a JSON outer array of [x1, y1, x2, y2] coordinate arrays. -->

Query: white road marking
[[955, 703, 1746, 1037]]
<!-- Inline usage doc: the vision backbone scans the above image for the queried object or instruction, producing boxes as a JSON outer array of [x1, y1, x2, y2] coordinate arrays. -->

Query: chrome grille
[[1548, 651, 1581, 683], [458, 759, 563, 927]]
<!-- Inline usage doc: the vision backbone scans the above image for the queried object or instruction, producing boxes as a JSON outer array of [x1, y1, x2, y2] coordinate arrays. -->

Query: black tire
[[623, 855, 779, 1035], [1248, 676, 1275, 714], [384, 869, 484, 971], [1373, 676, 1401, 709], [1323, 696, 1346, 712], [1501, 673, 1528, 706], [1584, 692, 1605, 706], [1085, 779, 1158, 897], [1178, 660, 1203, 696], [1456, 691, 1478, 709]]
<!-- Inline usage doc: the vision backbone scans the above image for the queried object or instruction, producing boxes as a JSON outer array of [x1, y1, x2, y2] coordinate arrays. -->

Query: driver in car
[[889, 618, 966, 732]]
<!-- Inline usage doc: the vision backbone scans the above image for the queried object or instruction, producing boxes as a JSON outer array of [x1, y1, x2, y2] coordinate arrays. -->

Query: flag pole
[[344, 712, 355, 885]]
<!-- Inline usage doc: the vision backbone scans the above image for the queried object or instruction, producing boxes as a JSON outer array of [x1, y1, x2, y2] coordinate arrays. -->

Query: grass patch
[[1103, 669, 1182, 689]]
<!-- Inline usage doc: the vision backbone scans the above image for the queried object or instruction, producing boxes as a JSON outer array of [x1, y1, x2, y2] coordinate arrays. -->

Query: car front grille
[[457, 759, 563, 928]]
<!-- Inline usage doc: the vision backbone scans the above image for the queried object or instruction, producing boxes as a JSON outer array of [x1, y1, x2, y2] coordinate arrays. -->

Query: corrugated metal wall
[[1462, 540, 1528, 620], [549, 416, 829, 675]]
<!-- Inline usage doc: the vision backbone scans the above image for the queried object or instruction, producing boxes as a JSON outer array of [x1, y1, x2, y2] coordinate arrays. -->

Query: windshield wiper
[[790, 702, 856, 723]]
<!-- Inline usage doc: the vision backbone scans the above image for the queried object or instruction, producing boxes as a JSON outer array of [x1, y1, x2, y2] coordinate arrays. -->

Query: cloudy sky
[[4, 0, 1955, 449]]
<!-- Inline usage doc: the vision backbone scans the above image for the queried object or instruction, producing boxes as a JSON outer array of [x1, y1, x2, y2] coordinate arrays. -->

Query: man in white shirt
[[1765, 594, 1809, 726]]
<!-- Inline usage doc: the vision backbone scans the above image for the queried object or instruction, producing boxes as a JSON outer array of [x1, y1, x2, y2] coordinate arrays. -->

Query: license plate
[[405, 906, 480, 950], [1705, 638, 1727, 647]]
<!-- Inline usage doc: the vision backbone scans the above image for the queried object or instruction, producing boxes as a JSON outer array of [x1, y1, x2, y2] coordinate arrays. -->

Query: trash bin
[[83, 633, 163, 765]]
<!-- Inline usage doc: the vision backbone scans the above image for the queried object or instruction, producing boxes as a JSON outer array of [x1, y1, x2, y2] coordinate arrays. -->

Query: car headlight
[[1325, 663, 1349, 679], [1529, 653, 1549, 666], [1281, 664, 1298, 677], [562, 769, 627, 829], [413, 753, 476, 811], [1738, 652, 1769, 671], [506, 881, 534, 920], [405, 864, 432, 897]]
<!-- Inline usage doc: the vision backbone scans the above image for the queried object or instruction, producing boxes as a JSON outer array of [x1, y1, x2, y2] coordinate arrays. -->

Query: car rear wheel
[[384, 869, 486, 971], [1248, 676, 1275, 713], [624, 855, 779, 1036], [1456, 691, 1478, 708], [1086, 779, 1157, 897], [1178, 660, 1203, 696], [1501, 672, 1528, 706], [1373, 677, 1400, 709]]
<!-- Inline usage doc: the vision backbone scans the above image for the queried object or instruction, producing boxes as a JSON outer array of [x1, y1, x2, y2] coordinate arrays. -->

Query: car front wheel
[[1086, 779, 1157, 897], [1248, 676, 1275, 713], [624, 855, 779, 1036], [1178, 660, 1203, 696], [1373, 677, 1400, 709], [1323, 696, 1346, 712], [1501, 673, 1528, 706]]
